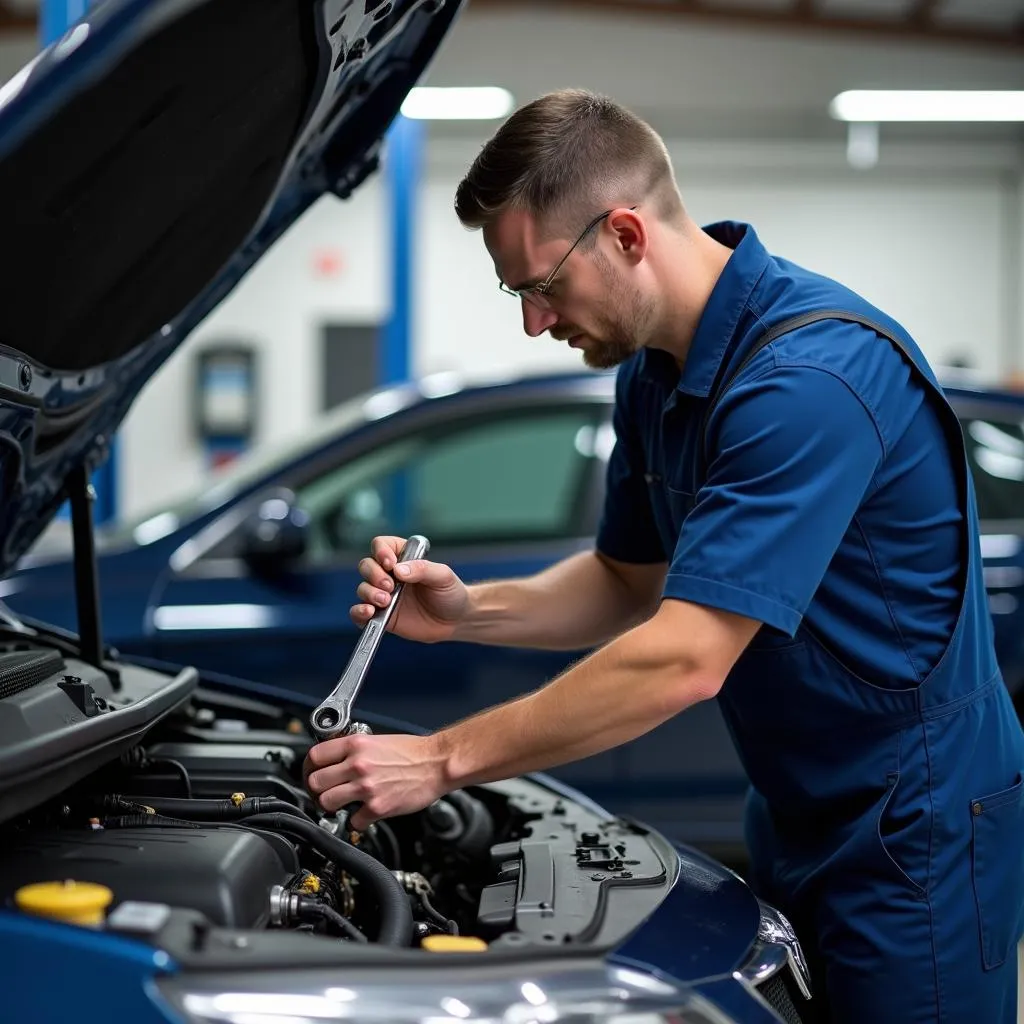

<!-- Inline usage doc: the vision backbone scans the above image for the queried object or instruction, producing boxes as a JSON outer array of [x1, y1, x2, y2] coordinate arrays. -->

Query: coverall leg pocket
[[970, 772, 1024, 970]]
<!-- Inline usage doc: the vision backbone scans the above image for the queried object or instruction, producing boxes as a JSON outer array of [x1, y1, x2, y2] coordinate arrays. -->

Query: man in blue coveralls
[[306, 90, 1024, 1021]]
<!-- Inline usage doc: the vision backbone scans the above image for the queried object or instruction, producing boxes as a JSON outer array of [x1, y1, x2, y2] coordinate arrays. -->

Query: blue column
[[43, 0, 118, 526], [40, 0, 88, 49], [381, 113, 424, 386], [381, 114, 423, 534]]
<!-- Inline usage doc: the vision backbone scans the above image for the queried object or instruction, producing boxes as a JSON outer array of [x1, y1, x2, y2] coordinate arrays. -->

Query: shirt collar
[[638, 221, 770, 397]]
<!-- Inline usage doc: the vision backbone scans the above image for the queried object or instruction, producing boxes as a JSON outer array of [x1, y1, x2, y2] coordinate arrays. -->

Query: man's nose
[[522, 299, 559, 338]]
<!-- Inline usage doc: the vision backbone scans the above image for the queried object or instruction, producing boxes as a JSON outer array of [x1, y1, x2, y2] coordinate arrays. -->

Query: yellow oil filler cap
[[421, 935, 488, 953], [15, 880, 114, 928]]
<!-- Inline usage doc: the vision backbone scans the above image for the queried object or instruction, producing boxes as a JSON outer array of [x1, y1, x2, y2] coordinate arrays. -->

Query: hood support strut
[[68, 464, 104, 671]]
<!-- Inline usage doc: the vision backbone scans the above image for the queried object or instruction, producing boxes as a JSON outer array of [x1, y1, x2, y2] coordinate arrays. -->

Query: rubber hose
[[374, 820, 402, 870], [420, 891, 458, 935], [241, 813, 413, 947], [118, 796, 309, 821], [148, 758, 193, 798], [302, 901, 368, 943]]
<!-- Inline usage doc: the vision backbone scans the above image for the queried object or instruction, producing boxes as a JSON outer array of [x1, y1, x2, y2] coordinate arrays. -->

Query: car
[[9, 365, 1024, 861], [0, 1, 815, 1022]]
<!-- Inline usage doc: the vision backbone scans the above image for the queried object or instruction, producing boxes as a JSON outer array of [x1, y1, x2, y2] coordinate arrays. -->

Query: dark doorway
[[321, 323, 380, 411]]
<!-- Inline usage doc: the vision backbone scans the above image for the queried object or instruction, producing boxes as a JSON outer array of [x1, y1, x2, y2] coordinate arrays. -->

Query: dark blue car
[[0, 0, 819, 1021], [11, 366, 1024, 860]]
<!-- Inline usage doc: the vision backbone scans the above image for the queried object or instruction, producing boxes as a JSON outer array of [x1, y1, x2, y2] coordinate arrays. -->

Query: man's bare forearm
[[435, 601, 740, 788], [451, 550, 665, 651]]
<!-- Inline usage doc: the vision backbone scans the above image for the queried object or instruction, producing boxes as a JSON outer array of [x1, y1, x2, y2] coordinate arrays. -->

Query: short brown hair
[[455, 89, 683, 238]]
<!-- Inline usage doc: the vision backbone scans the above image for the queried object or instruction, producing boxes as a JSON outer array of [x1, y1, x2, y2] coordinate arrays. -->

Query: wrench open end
[[308, 534, 431, 744]]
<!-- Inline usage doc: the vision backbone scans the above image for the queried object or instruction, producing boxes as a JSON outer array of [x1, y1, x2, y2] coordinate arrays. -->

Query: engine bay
[[0, 645, 674, 957]]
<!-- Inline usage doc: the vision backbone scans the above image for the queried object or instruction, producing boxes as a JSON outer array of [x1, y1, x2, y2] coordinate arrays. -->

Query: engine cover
[[0, 826, 296, 927]]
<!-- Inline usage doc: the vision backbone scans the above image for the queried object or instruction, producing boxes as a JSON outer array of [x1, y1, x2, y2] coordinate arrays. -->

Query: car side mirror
[[239, 491, 309, 570]]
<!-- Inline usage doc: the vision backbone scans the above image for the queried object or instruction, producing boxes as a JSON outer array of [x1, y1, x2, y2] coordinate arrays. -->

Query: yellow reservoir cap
[[421, 935, 488, 953], [15, 880, 113, 927]]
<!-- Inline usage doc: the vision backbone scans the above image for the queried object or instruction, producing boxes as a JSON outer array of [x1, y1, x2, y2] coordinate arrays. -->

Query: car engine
[[0, 639, 814, 1024], [0, 677, 672, 952]]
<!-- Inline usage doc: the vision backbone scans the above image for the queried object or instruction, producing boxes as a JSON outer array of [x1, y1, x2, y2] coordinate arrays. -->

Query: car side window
[[295, 404, 608, 560], [961, 413, 1024, 522]]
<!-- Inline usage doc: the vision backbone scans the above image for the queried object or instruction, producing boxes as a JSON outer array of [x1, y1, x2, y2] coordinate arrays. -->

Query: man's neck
[[646, 224, 734, 369]]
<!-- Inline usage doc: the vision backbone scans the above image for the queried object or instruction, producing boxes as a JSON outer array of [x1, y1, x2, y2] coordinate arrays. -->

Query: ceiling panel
[[476, 0, 1024, 48]]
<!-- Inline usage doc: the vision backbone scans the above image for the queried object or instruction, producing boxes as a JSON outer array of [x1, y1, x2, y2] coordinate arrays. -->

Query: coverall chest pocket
[[645, 473, 694, 553], [970, 772, 1024, 969]]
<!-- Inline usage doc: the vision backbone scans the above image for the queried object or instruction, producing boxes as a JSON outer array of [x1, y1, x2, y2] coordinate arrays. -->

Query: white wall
[[420, 138, 1023, 381], [119, 183, 387, 518], [117, 134, 1022, 518], [1016, 170, 1024, 383], [0, 33, 36, 81]]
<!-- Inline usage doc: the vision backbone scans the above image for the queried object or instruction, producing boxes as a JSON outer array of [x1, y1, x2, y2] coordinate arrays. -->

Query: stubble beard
[[580, 256, 656, 370]]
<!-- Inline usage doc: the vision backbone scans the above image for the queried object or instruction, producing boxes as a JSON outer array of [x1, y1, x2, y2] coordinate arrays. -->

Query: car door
[[149, 391, 611, 712]]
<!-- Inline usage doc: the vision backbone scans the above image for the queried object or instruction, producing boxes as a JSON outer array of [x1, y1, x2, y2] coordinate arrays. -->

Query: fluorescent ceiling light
[[401, 86, 514, 120], [830, 90, 1024, 123]]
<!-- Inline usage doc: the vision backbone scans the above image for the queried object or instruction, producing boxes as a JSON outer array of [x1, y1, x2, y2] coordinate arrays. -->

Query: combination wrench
[[309, 534, 430, 743]]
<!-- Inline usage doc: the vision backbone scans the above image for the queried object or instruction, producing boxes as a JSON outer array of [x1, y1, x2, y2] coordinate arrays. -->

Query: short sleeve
[[663, 362, 884, 635], [596, 367, 667, 565]]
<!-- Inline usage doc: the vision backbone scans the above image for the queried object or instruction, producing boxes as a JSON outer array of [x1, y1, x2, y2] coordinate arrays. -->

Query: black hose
[[118, 796, 310, 821], [241, 813, 413, 947], [420, 892, 458, 935], [373, 821, 402, 870], [118, 749, 192, 797], [148, 758, 193, 798], [301, 902, 368, 943]]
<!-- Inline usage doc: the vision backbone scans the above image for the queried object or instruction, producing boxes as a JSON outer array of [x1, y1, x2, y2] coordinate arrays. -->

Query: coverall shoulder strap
[[699, 309, 918, 466]]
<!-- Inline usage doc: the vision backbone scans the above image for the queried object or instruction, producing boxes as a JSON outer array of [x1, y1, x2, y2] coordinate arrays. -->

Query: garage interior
[[0, 0, 1022, 1021]]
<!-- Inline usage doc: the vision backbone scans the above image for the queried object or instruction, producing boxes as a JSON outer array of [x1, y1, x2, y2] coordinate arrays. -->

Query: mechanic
[[305, 89, 1024, 1022]]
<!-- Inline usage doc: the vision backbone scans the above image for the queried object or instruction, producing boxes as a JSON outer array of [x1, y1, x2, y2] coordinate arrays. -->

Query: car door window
[[296, 404, 608, 561], [961, 413, 1024, 522]]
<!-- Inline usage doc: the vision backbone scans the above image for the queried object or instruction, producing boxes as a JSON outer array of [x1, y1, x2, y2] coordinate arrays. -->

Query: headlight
[[161, 962, 743, 1024]]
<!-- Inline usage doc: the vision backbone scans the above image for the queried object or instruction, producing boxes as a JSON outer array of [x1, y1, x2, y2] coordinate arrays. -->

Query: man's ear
[[607, 207, 647, 266]]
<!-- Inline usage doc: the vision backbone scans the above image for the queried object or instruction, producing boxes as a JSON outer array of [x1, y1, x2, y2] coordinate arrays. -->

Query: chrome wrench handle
[[309, 534, 430, 742]]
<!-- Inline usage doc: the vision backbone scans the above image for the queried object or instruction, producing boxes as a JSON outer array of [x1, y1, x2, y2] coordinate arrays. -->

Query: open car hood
[[0, 0, 463, 578]]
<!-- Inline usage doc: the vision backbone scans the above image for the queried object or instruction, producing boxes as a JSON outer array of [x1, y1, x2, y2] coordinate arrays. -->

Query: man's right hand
[[351, 535, 469, 643]]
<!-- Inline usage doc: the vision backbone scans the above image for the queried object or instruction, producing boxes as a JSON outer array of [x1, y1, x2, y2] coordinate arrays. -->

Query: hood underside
[[0, 0, 462, 576], [2, 0, 315, 372]]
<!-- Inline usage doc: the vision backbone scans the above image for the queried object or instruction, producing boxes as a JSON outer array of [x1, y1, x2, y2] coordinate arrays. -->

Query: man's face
[[484, 208, 654, 370]]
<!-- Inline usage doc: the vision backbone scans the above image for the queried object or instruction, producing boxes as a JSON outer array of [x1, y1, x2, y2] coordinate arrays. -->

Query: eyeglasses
[[498, 206, 637, 310]]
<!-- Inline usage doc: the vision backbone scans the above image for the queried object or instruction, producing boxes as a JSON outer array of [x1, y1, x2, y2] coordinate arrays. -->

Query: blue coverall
[[597, 222, 1024, 1021]]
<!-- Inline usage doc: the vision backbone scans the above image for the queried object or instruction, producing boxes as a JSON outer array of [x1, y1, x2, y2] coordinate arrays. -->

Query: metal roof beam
[[908, 0, 941, 27], [471, 0, 1024, 50], [0, 4, 36, 37]]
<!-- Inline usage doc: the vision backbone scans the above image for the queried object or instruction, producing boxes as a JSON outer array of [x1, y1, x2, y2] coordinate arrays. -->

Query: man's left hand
[[304, 731, 448, 831]]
